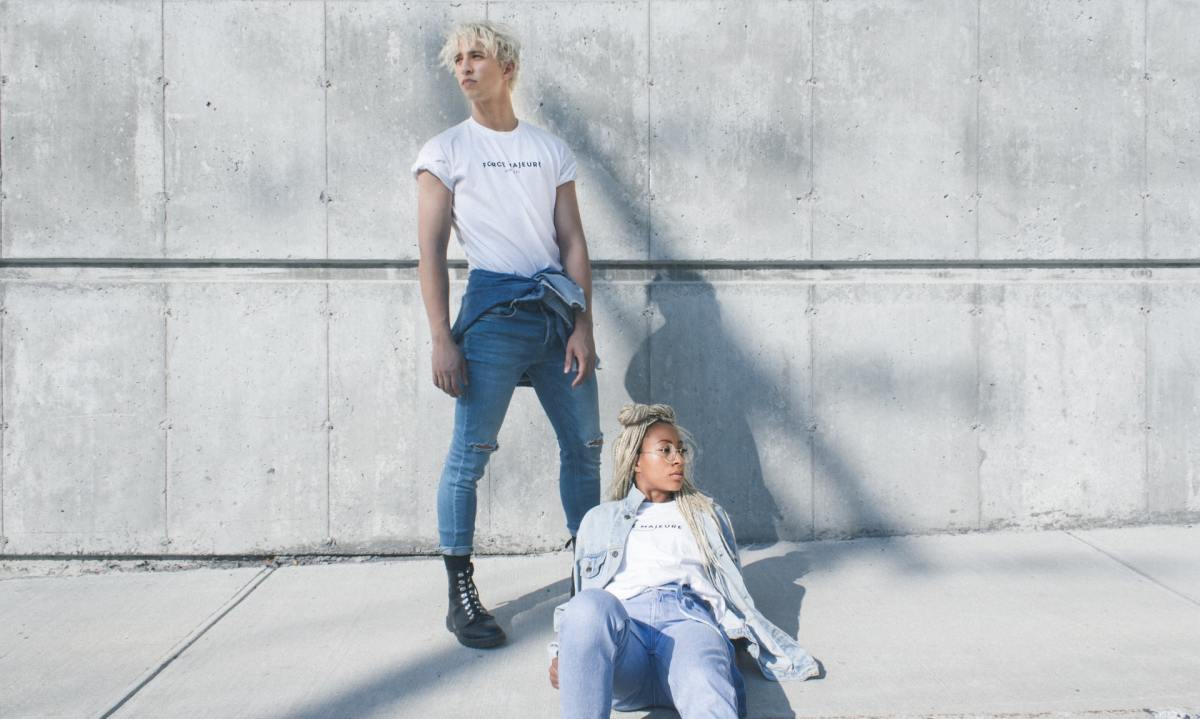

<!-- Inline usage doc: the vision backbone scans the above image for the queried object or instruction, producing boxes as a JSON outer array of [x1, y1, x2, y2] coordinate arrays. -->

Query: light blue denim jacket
[[550, 486, 821, 683]]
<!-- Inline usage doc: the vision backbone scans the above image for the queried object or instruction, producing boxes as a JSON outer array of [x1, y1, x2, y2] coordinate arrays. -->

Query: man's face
[[453, 40, 511, 101]]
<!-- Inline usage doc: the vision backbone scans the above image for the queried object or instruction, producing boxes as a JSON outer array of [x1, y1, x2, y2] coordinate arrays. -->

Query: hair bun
[[617, 403, 677, 427]]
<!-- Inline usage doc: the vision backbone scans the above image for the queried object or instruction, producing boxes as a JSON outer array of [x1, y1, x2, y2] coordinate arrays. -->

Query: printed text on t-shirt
[[481, 160, 544, 169]]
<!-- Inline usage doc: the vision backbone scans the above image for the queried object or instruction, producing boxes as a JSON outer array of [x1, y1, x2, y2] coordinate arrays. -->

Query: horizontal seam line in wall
[[1, 258, 1199, 271]]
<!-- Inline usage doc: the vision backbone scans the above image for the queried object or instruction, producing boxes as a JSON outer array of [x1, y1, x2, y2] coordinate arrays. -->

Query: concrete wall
[[0, 0, 1197, 556]]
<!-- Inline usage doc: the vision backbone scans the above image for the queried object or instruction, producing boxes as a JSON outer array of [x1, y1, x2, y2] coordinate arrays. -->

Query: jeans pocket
[[482, 301, 520, 319]]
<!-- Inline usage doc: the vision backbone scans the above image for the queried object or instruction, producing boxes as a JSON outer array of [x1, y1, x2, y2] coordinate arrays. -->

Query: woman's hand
[[548, 656, 559, 689]]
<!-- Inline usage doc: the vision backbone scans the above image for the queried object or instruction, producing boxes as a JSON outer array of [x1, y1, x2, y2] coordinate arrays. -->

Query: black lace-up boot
[[444, 557, 506, 649]]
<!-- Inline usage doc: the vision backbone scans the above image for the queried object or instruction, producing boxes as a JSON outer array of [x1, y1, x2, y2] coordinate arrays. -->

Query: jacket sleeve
[[714, 503, 741, 570]]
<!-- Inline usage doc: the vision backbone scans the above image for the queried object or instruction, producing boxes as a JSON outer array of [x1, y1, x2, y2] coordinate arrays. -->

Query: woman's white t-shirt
[[411, 116, 578, 278], [604, 500, 726, 622]]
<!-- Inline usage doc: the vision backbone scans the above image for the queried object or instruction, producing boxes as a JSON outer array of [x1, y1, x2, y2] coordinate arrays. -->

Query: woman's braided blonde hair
[[609, 403, 735, 577]]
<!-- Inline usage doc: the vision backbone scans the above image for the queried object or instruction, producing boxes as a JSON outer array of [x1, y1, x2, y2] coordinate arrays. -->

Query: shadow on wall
[[537, 87, 902, 547], [625, 273, 783, 544]]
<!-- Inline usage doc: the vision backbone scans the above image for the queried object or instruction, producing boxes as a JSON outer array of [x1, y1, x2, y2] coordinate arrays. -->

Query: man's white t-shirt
[[604, 500, 726, 622], [411, 116, 577, 278]]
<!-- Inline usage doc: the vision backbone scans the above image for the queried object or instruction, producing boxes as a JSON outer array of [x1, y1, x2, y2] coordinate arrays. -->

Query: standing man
[[412, 21, 602, 649]]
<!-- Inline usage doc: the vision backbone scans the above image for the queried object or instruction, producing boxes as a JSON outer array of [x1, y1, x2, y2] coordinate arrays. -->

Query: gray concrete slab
[[164, 1, 325, 258], [327, 1, 483, 261], [812, 283, 979, 538], [645, 280, 815, 543], [0, 566, 265, 719], [0, 0, 163, 258], [165, 283, 328, 553], [762, 528, 1200, 716], [1147, 283, 1200, 516], [328, 281, 435, 552], [1069, 523, 1200, 606], [74, 526, 1200, 718], [978, 283, 1148, 529], [491, 1, 651, 261], [649, 0, 811, 261], [109, 554, 572, 719], [1147, 0, 1200, 258], [812, 0, 977, 260], [1, 284, 166, 554], [978, 0, 1145, 259]]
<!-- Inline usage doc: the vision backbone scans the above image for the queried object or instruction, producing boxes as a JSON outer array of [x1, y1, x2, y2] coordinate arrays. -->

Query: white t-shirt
[[411, 116, 577, 278], [604, 500, 726, 622]]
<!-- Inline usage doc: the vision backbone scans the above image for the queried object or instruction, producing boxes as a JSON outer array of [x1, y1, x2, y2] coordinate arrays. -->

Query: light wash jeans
[[558, 587, 740, 719], [437, 301, 602, 556]]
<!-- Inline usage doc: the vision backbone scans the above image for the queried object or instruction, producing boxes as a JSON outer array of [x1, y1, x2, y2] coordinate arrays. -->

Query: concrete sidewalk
[[1, 525, 1198, 719]]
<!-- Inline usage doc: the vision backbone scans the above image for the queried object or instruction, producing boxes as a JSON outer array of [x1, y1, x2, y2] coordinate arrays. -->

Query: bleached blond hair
[[609, 403, 736, 577], [437, 21, 521, 92]]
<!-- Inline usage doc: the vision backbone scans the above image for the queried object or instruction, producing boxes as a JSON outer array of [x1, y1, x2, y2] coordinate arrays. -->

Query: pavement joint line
[[92, 565, 277, 719], [1065, 530, 1200, 609]]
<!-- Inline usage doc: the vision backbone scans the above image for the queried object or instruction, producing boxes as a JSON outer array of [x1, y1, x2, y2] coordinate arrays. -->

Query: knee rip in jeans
[[585, 436, 604, 449], [469, 441, 498, 453]]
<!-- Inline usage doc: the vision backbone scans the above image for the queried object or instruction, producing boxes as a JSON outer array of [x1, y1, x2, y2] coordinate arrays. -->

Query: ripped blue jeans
[[437, 301, 602, 556]]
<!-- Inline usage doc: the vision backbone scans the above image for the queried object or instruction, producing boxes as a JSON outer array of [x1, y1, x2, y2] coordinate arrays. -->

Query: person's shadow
[[623, 272, 783, 545], [735, 550, 822, 719]]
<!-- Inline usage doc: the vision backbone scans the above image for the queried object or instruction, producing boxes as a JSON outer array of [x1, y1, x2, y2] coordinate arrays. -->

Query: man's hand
[[563, 321, 596, 389], [432, 336, 468, 397], [549, 656, 559, 689]]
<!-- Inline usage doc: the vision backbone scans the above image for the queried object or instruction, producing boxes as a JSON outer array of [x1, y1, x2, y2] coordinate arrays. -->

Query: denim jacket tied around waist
[[450, 267, 586, 347], [549, 486, 821, 684]]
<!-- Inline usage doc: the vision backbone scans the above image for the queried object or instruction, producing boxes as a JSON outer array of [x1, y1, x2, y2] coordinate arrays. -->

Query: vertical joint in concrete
[[808, 0, 816, 259], [645, 0, 653, 259], [1, 13, 5, 260], [0, 285, 6, 548], [324, 282, 333, 543], [162, 284, 171, 546], [160, 0, 168, 256], [807, 283, 816, 541], [1141, 281, 1152, 515], [972, 282, 983, 529], [973, 0, 982, 260], [322, 0, 330, 261], [1141, 0, 1149, 258]]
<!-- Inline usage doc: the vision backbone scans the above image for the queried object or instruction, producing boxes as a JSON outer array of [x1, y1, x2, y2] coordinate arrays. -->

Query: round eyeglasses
[[640, 445, 689, 462]]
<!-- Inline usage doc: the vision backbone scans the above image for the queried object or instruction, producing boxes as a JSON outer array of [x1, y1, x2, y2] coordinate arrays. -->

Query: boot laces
[[455, 567, 489, 622]]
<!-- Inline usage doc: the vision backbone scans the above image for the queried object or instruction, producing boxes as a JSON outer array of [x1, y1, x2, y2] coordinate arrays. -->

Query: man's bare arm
[[553, 181, 596, 389], [416, 171, 468, 397]]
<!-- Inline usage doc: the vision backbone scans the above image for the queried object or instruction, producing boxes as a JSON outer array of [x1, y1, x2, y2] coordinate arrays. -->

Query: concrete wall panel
[[164, 2, 325, 258], [813, 0, 977, 260], [492, 1, 651, 260], [978, 284, 1147, 527], [812, 283, 979, 538], [327, 281, 443, 552], [483, 282, 649, 551], [978, 0, 1145, 259], [2, 284, 165, 553], [1147, 283, 1200, 515], [644, 280, 814, 543], [165, 283, 327, 553], [0, 1, 163, 257], [649, 1, 811, 261], [327, 2, 483, 260], [1146, 0, 1200, 258]]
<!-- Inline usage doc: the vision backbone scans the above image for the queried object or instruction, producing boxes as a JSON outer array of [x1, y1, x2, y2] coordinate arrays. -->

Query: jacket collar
[[622, 485, 647, 511]]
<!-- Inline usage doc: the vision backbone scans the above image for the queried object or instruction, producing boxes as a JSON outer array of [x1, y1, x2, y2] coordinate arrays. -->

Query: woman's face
[[633, 421, 686, 502]]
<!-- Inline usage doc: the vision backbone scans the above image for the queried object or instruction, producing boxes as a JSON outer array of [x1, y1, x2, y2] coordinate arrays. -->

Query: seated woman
[[548, 403, 819, 718]]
